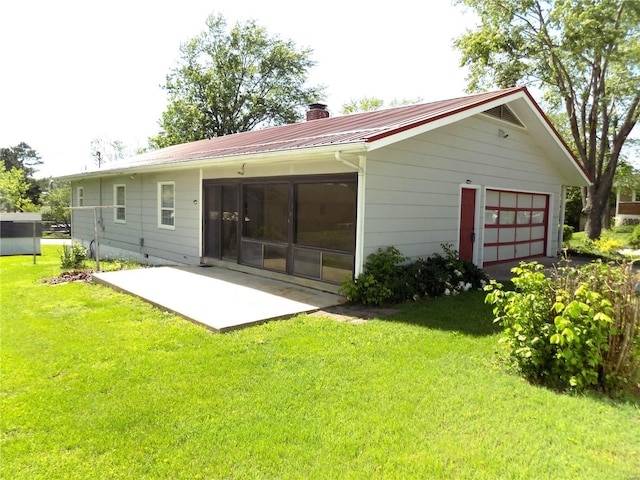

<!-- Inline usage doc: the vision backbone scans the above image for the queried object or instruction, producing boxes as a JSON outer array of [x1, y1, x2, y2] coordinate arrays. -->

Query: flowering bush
[[340, 244, 488, 305]]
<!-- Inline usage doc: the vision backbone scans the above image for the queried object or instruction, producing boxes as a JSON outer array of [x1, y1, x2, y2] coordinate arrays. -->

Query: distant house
[[59, 87, 590, 292], [615, 188, 640, 226]]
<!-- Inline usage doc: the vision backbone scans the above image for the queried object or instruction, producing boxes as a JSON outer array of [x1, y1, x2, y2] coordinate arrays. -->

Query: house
[[60, 86, 590, 292], [614, 188, 640, 226]]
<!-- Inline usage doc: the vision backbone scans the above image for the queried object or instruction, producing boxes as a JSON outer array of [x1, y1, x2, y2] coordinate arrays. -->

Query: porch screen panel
[[243, 184, 288, 242], [295, 182, 356, 252]]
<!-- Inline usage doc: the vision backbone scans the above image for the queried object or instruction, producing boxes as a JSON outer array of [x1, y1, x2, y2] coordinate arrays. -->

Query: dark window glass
[[293, 248, 321, 279], [241, 241, 262, 267], [243, 184, 288, 242], [295, 182, 356, 252], [264, 244, 287, 273], [322, 253, 353, 284]]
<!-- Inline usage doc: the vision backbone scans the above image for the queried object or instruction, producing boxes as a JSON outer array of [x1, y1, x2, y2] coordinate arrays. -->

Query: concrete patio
[[93, 266, 345, 333]]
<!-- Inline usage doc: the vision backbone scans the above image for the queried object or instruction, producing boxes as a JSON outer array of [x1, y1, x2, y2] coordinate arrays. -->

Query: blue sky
[[0, 0, 479, 177]]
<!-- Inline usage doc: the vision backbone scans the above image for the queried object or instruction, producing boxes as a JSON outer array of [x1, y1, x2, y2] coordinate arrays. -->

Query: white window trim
[[158, 181, 176, 230], [77, 186, 84, 207], [114, 184, 126, 223]]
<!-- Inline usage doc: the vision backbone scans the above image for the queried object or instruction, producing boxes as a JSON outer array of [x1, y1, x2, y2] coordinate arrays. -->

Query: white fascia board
[[57, 143, 368, 181], [366, 91, 531, 152]]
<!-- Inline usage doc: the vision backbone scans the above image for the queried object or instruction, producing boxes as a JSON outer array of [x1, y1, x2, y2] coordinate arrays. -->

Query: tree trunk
[[583, 184, 612, 239], [584, 209, 603, 239]]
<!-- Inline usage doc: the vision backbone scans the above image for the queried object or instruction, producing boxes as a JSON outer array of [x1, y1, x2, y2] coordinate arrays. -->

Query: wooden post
[[32, 220, 37, 265], [93, 207, 100, 271]]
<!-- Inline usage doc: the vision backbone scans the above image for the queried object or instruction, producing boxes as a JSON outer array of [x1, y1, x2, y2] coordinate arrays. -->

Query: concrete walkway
[[93, 266, 345, 333]]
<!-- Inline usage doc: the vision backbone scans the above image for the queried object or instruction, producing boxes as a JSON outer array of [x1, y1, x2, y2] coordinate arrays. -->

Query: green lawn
[[1, 247, 639, 479], [565, 225, 637, 251]]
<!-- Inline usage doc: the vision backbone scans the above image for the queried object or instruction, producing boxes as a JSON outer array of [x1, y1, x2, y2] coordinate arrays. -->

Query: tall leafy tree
[[341, 97, 423, 115], [0, 163, 38, 212], [0, 142, 43, 207], [150, 13, 324, 149], [454, 0, 640, 239]]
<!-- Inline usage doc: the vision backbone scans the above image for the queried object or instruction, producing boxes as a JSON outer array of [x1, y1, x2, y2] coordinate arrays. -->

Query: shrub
[[629, 224, 640, 248], [340, 244, 489, 306], [562, 224, 574, 242], [486, 261, 640, 394], [60, 242, 87, 270], [594, 237, 623, 255], [339, 247, 408, 305]]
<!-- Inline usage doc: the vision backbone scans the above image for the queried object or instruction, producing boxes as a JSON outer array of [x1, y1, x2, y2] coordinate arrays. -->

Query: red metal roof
[[100, 86, 527, 171]]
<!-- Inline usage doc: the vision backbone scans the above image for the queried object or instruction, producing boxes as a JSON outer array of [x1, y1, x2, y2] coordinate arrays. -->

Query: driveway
[[93, 266, 345, 332]]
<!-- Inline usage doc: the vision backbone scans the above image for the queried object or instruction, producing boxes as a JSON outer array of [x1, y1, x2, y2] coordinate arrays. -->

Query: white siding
[[363, 115, 564, 264], [70, 170, 201, 264]]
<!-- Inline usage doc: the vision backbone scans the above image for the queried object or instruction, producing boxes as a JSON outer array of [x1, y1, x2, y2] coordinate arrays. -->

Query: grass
[[2, 247, 639, 479], [566, 228, 633, 248]]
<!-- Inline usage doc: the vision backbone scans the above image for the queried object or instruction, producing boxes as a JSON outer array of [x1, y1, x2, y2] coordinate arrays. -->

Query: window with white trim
[[158, 182, 175, 229], [114, 184, 126, 223], [77, 186, 84, 206]]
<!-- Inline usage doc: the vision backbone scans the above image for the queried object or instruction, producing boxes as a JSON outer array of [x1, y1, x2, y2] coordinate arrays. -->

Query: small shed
[[0, 212, 42, 256]]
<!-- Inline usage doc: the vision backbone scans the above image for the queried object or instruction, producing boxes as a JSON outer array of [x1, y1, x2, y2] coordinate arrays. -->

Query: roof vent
[[482, 105, 524, 127], [306, 103, 329, 121]]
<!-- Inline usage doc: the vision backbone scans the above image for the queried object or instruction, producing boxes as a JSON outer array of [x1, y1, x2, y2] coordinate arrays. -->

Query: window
[[114, 184, 126, 223], [158, 182, 175, 229], [77, 187, 84, 207]]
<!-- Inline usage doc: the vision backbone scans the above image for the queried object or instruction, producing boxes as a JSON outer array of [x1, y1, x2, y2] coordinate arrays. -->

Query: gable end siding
[[363, 115, 564, 263]]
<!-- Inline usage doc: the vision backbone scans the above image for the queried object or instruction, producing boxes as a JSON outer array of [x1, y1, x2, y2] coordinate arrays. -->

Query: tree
[[0, 142, 43, 206], [41, 179, 71, 229], [90, 137, 128, 168], [341, 96, 423, 115], [149, 13, 324, 149], [454, 0, 640, 239], [0, 163, 38, 212]]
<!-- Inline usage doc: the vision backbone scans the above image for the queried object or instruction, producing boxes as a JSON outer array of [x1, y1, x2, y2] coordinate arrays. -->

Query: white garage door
[[483, 189, 549, 265]]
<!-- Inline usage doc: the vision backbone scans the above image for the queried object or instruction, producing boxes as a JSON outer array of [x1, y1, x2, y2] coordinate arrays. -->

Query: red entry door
[[459, 188, 476, 262]]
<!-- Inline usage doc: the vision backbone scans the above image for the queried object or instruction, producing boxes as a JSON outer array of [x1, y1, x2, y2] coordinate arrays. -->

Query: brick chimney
[[306, 103, 329, 121]]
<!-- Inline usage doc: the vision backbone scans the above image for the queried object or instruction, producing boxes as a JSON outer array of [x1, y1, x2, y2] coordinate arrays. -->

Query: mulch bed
[[43, 270, 93, 285]]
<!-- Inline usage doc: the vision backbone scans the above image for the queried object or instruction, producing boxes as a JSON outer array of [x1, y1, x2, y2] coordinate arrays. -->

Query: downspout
[[335, 150, 366, 276], [335, 150, 362, 173], [198, 168, 203, 261]]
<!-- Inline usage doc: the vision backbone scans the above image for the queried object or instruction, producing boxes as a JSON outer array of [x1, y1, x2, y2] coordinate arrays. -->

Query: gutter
[[56, 142, 369, 181]]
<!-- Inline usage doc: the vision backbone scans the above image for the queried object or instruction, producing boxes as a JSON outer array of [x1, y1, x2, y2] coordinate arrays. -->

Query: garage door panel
[[531, 241, 545, 256], [500, 228, 516, 242], [485, 228, 498, 243], [516, 228, 531, 242], [502, 192, 517, 207], [515, 243, 530, 258], [516, 211, 532, 224], [499, 210, 516, 224], [532, 226, 545, 239], [518, 193, 533, 208], [533, 196, 546, 208], [498, 245, 515, 260], [484, 246, 498, 262]]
